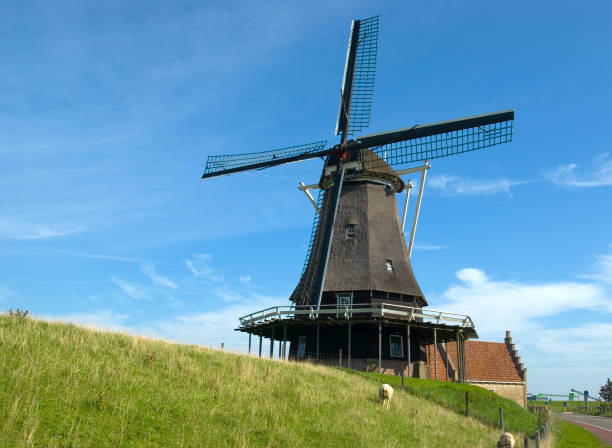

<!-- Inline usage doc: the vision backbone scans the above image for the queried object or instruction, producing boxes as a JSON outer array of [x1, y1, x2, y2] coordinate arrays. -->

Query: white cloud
[[239, 276, 251, 284], [412, 243, 448, 251], [111, 277, 150, 300], [427, 175, 527, 197], [0, 218, 83, 239], [152, 293, 283, 348], [185, 254, 222, 281], [40, 310, 130, 332], [435, 267, 611, 337], [66, 252, 152, 264], [580, 253, 612, 285], [544, 153, 612, 187], [142, 265, 178, 289]]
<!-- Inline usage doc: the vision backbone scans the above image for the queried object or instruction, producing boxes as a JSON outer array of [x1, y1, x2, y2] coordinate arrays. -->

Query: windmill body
[[201, 16, 514, 378]]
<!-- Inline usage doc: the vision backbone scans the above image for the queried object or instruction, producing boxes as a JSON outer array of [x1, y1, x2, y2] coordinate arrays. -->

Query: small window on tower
[[386, 260, 394, 271], [346, 224, 355, 238]]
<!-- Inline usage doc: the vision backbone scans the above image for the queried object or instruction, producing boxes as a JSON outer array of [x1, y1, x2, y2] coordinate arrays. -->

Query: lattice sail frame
[[347, 15, 378, 136], [203, 141, 328, 177], [362, 120, 513, 171]]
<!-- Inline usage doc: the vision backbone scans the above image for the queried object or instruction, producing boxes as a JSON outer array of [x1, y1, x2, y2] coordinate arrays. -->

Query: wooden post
[[316, 321, 320, 363], [339, 348, 342, 368], [278, 336, 282, 358], [456, 330, 461, 382], [248, 333, 252, 356], [348, 322, 352, 369], [407, 324, 411, 378], [433, 328, 438, 381], [269, 327, 275, 359], [445, 341, 449, 381], [378, 322, 382, 374], [258, 332, 262, 358], [401, 372, 405, 390], [524, 436, 530, 448], [535, 431, 540, 448], [499, 406, 504, 431], [221, 342, 224, 351], [465, 391, 469, 417], [282, 323, 287, 361]]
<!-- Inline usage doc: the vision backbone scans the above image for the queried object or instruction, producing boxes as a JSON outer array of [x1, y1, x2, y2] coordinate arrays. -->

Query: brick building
[[426, 331, 527, 407]]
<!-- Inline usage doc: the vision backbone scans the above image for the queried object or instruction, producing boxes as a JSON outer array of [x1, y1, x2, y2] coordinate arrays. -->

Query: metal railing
[[238, 302, 474, 329]]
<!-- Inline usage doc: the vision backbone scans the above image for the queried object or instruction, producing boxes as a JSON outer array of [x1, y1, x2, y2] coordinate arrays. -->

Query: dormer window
[[346, 224, 355, 238], [385, 260, 394, 271]]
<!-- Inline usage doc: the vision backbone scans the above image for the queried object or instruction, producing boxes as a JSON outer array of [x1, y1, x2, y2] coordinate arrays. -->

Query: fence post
[[339, 348, 342, 368], [534, 431, 540, 448], [499, 406, 504, 431], [221, 342, 224, 351], [524, 436, 529, 448], [465, 391, 469, 417]]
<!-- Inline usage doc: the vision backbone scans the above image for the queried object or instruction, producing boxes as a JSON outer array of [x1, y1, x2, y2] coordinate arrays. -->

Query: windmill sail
[[201, 140, 328, 179], [335, 15, 379, 137], [355, 109, 514, 171]]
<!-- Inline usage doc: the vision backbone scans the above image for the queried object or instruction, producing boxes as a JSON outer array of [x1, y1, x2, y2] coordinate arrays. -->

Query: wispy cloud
[[111, 277, 150, 300], [239, 276, 251, 284], [580, 253, 612, 285], [427, 175, 528, 197], [65, 252, 152, 264], [40, 310, 130, 332], [142, 264, 178, 289], [412, 243, 448, 251], [0, 218, 84, 239], [544, 153, 612, 187], [185, 254, 222, 282]]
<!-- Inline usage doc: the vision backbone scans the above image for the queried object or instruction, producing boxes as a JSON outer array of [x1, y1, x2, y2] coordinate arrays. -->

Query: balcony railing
[[238, 302, 474, 329]]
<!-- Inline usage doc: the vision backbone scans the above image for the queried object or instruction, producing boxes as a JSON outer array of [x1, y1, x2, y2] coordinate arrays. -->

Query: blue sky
[[1, 0, 611, 397]]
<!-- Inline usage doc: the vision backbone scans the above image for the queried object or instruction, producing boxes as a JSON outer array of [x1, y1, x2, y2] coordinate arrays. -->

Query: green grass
[[552, 418, 611, 448], [1, 314, 607, 447], [0, 314, 505, 447], [352, 370, 541, 435]]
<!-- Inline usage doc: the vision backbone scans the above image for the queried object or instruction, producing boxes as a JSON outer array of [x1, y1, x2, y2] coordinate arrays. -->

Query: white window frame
[[386, 259, 394, 271], [297, 336, 307, 358], [346, 223, 355, 238], [389, 334, 403, 358], [336, 292, 353, 317]]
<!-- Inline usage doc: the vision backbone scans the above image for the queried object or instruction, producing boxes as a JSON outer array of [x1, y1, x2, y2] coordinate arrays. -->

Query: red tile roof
[[426, 340, 523, 383]]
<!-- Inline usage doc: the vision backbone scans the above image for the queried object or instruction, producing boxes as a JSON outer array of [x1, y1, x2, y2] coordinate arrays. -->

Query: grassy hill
[[0, 313, 603, 447]]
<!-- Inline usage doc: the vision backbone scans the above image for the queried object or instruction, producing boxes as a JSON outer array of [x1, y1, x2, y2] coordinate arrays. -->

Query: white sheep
[[378, 384, 394, 409], [497, 432, 515, 448]]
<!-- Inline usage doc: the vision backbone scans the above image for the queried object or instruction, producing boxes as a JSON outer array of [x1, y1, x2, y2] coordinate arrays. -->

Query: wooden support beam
[[348, 322, 352, 369], [248, 333, 251, 356], [259, 332, 263, 358], [282, 323, 287, 361], [316, 321, 320, 363], [434, 327, 438, 381], [269, 326, 275, 359], [407, 324, 411, 378], [378, 322, 382, 374]]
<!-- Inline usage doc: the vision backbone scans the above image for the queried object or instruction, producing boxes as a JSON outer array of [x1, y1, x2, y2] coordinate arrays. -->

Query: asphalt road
[[557, 413, 612, 446]]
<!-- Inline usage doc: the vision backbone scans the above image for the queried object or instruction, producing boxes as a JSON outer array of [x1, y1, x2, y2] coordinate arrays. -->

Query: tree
[[600, 378, 612, 402]]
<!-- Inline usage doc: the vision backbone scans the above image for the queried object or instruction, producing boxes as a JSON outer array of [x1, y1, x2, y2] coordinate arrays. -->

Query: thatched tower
[[291, 148, 427, 309]]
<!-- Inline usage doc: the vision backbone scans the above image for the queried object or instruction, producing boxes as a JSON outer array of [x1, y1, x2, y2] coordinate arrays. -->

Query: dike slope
[[2, 314, 506, 447]]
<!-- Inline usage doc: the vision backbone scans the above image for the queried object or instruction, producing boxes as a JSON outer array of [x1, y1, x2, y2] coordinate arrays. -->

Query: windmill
[[202, 16, 514, 377]]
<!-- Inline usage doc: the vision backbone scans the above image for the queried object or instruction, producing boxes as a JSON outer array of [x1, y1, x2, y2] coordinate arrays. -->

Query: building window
[[346, 224, 355, 238], [390, 335, 403, 357], [297, 336, 307, 358], [386, 260, 394, 271], [336, 292, 353, 317]]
